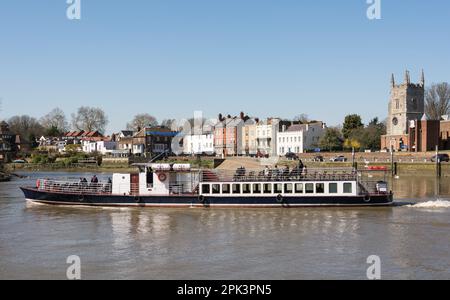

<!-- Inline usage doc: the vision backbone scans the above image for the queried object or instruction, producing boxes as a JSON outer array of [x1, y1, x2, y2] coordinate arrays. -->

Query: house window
[[329, 183, 338, 193], [343, 183, 353, 193], [395, 99, 400, 109]]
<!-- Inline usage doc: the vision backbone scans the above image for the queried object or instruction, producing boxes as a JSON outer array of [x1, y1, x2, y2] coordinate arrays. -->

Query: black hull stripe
[[21, 187, 394, 208]]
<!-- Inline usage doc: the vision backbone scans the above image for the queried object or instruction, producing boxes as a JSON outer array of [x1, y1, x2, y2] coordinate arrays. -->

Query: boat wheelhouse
[[21, 164, 393, 207]]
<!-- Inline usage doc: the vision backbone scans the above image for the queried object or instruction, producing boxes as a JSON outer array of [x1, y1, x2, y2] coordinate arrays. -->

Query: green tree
[[318, 127, 343, 151], [342, 114, 363, 139], [347, 117, 386, 151]]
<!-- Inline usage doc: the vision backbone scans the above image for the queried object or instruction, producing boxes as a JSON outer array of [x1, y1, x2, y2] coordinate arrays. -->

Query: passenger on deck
[[264, 166, 270, 177], [91, 175, 99, 183], [79, 177, 88, 190], [273, 165, 280, 180], [283, 166, 290, 179]]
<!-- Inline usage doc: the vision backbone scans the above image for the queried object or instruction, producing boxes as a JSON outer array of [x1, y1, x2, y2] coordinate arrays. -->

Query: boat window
[[343, 183, 352, 193], [316, 183, 325, 194], [305, 183, 314, 194], [274, 183, 283, 194], [243, 184, 251, 194], [202, 184, 210, 194], [284, 183, 293, 194], [222, 184, 230, 194], [329, 183, 338, 193], [295, 183, 303, 193], [263, 183, 272, 194], [253, 184, 262, 194], [232, 184, 241, 194], [212, 184, 220, 194]]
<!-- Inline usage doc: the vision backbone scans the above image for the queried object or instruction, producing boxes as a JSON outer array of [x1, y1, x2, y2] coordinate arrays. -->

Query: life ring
[[276, 194, 283, 203], [134, 196, 141, 203], [158, 173, 167, 182], [79, 195, 85, 202], [198, 195, 205, 203], [364, 194, 371, 202]]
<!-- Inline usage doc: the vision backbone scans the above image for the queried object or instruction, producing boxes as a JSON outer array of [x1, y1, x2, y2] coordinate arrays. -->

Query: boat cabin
[[112, 163, 197, 196]]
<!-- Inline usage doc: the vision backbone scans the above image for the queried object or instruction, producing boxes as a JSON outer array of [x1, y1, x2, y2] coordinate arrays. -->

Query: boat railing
[[36, 179, 112, 195], [358, 180, 389, 195], [200, 168, 358, 183]]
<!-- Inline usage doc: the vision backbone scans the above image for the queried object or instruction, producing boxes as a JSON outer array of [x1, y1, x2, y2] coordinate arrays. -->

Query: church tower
[[386, 70, 425, 137]]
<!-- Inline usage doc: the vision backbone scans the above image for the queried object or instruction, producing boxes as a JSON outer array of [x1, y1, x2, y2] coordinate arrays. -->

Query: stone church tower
[[386, 70, 425, 136], [381, 70, 425, 150]]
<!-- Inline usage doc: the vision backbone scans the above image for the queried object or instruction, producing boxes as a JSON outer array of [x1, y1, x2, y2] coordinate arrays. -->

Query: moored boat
[[20, 163, 394, 208]]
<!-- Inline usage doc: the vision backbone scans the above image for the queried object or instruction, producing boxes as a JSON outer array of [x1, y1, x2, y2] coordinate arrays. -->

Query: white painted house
[[277, 122, 326, 155], [183, 132, 214, 155], [82, 140, 98, 153], [97, 141, 118, 155], [82, 140, 118, 155]]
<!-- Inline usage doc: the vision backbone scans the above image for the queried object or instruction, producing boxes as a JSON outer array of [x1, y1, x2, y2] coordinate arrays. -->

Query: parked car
[[330, 155, 348, 162], [256, 151, 269, 158], [431, 154, 449, 162], [12, 159, 27, 164], [285, 152, 298, 160], [312, 155, 324, 162]]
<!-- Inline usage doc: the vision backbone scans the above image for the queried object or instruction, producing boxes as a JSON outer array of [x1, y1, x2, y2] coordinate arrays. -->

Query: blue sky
[[1, 0, 449, 133]]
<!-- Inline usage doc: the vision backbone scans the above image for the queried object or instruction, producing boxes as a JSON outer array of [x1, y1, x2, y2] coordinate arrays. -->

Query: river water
[[0, 171, 449, 280]]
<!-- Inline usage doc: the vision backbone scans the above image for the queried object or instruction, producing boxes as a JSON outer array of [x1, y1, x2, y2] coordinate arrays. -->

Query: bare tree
[[126, 113, 158, 131], [8, 115, 45, 143], [426, 82, 450, 120], [160, 119, 177, 130], [294, 113, 309, 123], [40, 108, 68, 134], [71, 106, 108, 133]]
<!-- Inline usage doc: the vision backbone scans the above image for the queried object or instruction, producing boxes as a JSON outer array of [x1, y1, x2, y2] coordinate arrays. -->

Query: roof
[[286, 124, 308, 132], [120, 130, 134, 137]]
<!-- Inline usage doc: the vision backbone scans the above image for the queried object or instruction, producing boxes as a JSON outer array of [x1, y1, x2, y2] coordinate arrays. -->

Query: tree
[[40, 107, 68, 136], [126, 113, 158, 131], [346, 117, 386, 151], [318, 127, 343, 151], [294, 114, 309, 124], [342, 114, 363, 139], [425, 82, 450, 120], [8, 115, 45, 143], [161, 119, 177, 130], [71, 106, 108, 133]]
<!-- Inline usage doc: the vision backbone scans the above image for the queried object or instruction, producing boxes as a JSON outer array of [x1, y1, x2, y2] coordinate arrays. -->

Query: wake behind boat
[[20, 163, 394, 208]]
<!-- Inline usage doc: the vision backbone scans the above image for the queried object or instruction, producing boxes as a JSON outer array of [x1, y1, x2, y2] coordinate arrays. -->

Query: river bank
[[5, 155, 450, 176]]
